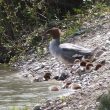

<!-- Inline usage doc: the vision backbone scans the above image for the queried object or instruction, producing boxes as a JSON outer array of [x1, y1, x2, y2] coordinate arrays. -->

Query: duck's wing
[[59, 43, 93, 58]]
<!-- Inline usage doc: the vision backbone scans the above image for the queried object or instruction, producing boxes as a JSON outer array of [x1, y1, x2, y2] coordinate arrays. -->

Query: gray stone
[[33, 106, 42, 110]]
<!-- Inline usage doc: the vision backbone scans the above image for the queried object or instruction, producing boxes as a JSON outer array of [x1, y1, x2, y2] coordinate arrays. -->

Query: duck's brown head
[[46, 27, 62, 39]]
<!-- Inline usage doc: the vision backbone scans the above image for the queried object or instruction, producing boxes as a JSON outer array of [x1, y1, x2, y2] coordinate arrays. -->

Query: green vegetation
[[0, 0, 110, 64], [98, 91, 110, 110]]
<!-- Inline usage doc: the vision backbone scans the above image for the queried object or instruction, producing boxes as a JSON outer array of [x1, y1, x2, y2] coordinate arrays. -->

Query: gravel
[[18, 14, 110, 110]]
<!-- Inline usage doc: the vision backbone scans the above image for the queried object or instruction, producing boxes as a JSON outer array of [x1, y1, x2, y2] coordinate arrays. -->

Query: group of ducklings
[[49, 58, 105, 91], [71, 58, 105, 76]]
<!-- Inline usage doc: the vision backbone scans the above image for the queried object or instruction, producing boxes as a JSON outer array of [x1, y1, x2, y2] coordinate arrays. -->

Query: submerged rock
[[49, 85, 61, 91]]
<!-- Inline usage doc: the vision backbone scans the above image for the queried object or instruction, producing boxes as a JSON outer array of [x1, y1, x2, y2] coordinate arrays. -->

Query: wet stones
[[53, 73, 69, 81], [32, 76, 44, 82], [33, 105, 42, 110], [62, 80, 72, 89], [22, 73, 28, 78], [49, 85, 61, 91], [32, 71, 52, 82], [43, 71, 69, 81], [58, 73, 69, 81], [62, 80, 81, 90], [49, 82, 81, 91]]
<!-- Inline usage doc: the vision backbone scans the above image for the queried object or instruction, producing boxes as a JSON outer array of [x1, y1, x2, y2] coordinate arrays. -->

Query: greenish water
[[0, 65, 74, 110]]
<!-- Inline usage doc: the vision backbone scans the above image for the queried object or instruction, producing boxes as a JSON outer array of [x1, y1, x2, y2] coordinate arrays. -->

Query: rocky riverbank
[[17, 14, 110, 110]]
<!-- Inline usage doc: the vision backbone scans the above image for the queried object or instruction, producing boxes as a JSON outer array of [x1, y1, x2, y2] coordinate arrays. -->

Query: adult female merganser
[[46, 27, 97, 65]]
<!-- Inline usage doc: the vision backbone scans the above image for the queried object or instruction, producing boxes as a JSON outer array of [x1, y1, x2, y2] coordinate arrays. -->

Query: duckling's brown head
[[46, 27, 62, 39]]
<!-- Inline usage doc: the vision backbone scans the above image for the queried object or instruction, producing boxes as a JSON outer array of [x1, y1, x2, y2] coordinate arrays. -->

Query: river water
[[0, 65, 74, 110]]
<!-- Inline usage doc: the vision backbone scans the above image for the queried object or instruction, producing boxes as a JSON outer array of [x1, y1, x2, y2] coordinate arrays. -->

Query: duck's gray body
[[49, 38, 94, 64]]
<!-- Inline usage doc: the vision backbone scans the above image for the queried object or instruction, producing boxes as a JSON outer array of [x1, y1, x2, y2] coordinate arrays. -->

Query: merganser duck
[[46, 27, 97, 65]]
